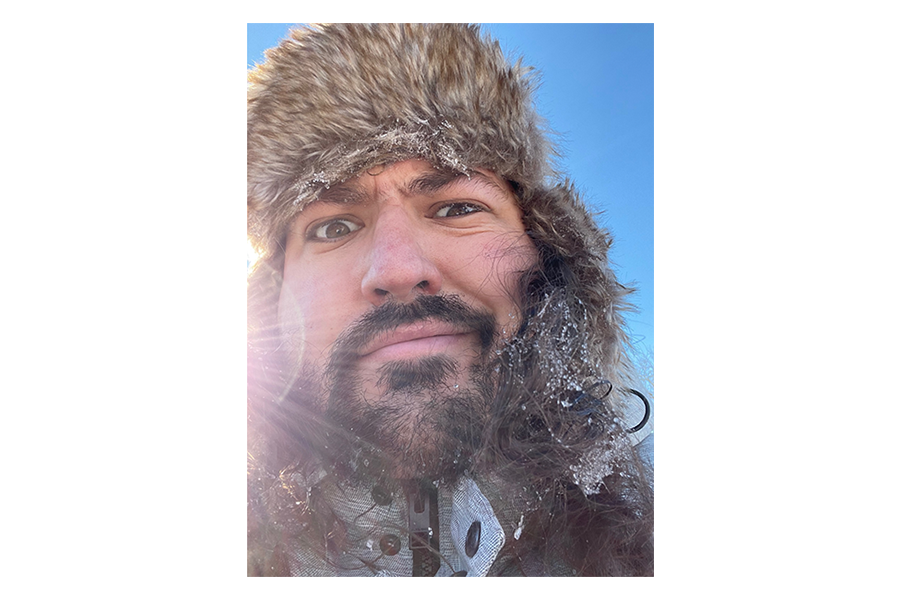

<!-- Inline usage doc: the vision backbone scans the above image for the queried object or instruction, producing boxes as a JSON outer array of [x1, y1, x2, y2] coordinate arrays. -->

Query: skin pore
[[277, 159, 537, 478]]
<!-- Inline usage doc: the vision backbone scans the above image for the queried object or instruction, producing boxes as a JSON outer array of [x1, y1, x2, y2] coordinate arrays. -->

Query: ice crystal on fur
[[569, 434, 631, 495], [290, 120, 472, 209]]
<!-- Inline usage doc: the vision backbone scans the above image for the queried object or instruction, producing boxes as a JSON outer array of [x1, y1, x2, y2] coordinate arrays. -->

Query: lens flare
[[247, 239, 260, 272]]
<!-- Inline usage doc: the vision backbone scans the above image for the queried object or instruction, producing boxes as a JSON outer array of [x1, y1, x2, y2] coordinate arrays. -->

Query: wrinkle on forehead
[[311, 165, 514, 209]]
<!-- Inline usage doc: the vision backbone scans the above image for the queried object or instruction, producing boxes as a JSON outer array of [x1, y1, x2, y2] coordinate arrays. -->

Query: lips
[[358, 320, 474, 362]]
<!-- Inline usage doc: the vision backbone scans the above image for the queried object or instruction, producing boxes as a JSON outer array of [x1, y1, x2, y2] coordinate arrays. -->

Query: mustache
[[327, 294, 498, 370]]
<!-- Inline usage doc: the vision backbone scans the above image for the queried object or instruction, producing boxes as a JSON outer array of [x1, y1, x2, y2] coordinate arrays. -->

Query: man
[[247, 23, 653, 576]]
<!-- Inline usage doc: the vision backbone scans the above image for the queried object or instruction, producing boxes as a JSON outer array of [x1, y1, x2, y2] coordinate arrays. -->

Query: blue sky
[[247, 24, 654, 355]]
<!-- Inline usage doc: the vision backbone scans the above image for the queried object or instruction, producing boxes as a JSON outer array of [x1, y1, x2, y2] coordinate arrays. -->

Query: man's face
[[277, 159, 537, 477]]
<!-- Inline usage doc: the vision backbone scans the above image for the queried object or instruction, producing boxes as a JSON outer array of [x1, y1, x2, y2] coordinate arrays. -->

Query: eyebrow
[[314, 168, 509, 207], [406, 169, 508, 197], [314, 183, 368, 206]]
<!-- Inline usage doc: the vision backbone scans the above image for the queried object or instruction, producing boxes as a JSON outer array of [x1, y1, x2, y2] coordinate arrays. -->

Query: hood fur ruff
[[247, 23, 649, 443]]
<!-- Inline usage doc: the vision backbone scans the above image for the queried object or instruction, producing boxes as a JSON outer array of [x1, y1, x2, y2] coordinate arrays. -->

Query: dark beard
[[322, 295, 500, 482], [325, 364, 495, 482]]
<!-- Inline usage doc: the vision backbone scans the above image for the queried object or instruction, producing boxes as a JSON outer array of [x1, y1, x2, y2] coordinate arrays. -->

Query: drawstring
[[625, 388, 651, 433], [568, 380, 651, 433]]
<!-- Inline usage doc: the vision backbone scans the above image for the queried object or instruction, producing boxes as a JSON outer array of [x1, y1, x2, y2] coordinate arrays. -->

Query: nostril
[[374, 283, 427, 298]]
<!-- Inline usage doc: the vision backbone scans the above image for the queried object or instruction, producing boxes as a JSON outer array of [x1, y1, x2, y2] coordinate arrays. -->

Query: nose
[[361, 206, 443, 305]]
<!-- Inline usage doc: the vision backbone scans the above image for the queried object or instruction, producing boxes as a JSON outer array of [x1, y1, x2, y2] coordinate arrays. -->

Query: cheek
[[501, 233, 539, 275], [277, 282, 308, 367], [478, 232, 538, 291], [442, 232, 537, 313], [278, 268, 357, 367], [490, 236, 538, 331]]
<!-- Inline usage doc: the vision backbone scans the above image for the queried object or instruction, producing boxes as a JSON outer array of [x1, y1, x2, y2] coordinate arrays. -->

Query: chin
[[326, 366, 492, 483]]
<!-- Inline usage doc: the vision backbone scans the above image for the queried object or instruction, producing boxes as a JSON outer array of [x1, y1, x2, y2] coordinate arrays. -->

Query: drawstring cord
[[568, 380, 651, 433]]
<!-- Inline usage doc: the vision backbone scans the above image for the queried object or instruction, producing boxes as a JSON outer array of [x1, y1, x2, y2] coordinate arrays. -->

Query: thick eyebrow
[[314, 182, 367, 206], [404, 169, 508, 198]]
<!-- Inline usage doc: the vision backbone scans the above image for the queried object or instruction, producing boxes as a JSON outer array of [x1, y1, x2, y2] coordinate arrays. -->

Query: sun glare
[[247, 239, 260, 272]]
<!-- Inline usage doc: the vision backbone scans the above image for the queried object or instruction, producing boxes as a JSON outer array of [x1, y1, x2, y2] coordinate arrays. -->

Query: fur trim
[[248, 23, 554, 258]]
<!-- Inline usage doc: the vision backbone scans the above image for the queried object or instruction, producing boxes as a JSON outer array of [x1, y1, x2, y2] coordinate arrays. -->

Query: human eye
[[307, 218, 362, 241], [432, 202, 487, 218]]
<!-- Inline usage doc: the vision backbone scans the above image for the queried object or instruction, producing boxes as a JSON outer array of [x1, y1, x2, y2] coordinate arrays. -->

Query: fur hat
[[247, 23, 554, 259]]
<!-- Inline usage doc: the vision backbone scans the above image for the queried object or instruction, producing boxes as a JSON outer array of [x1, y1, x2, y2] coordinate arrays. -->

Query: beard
[[315, 295, 501, 482]]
